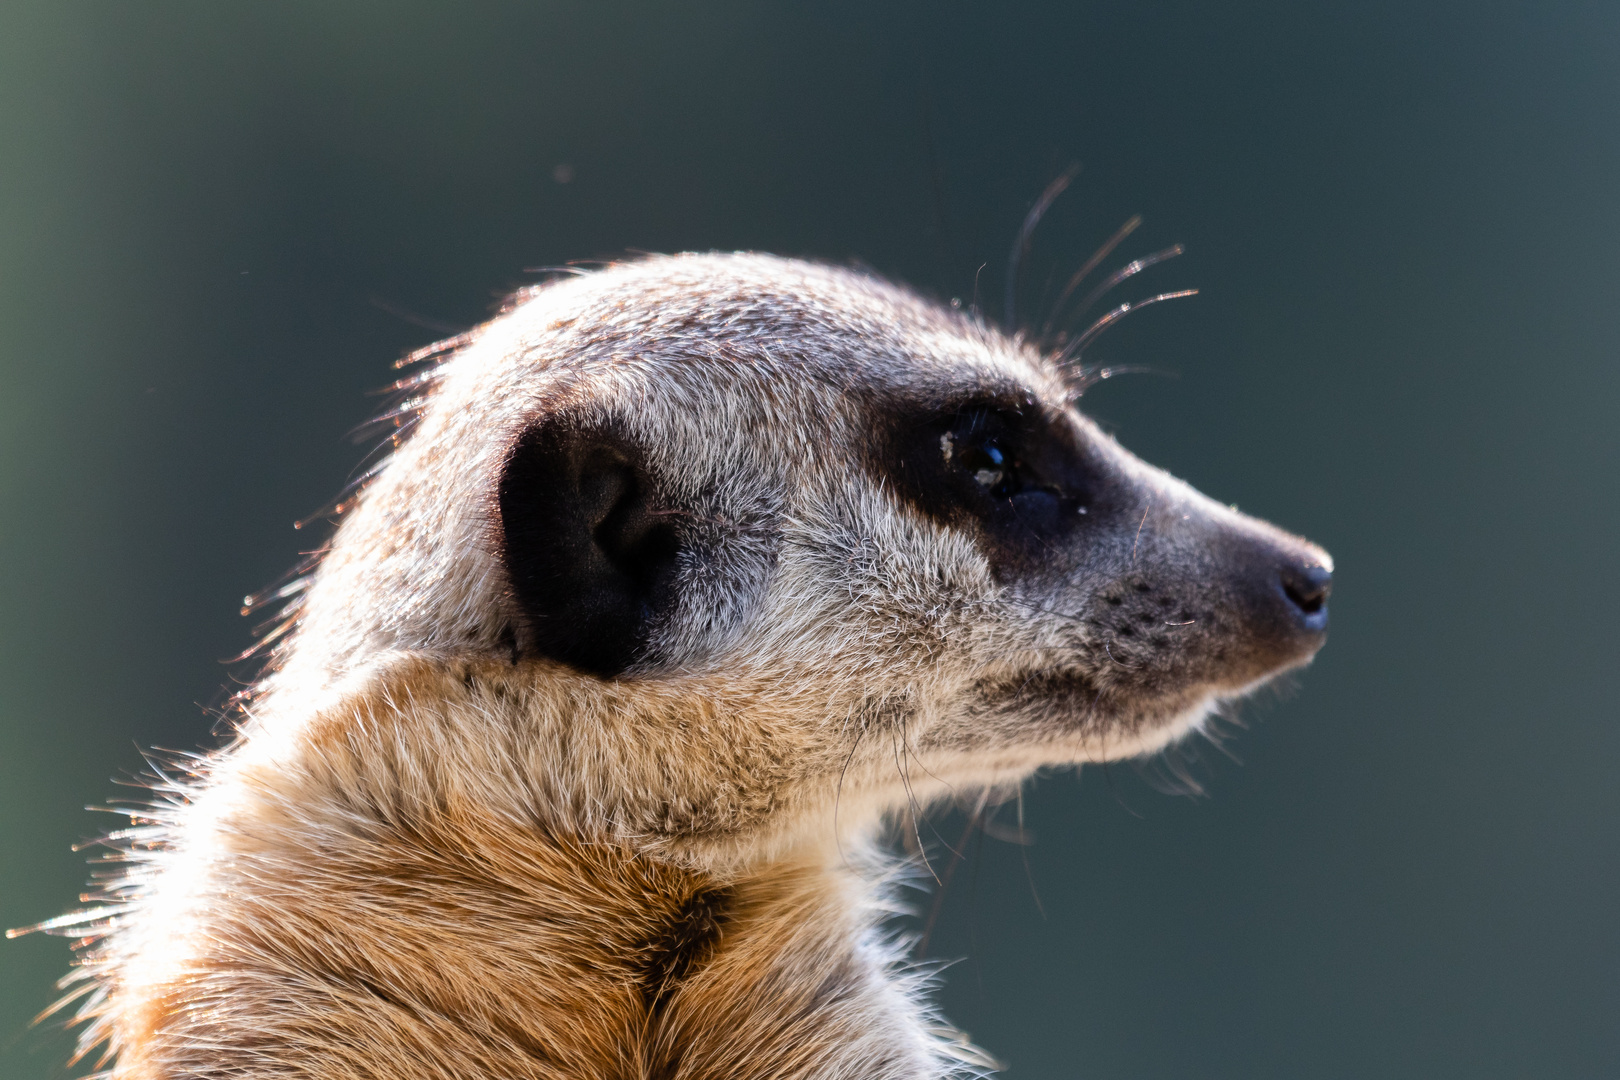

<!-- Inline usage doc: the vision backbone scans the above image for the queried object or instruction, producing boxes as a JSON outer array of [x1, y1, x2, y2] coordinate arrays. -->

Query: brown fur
[[29, 253, 1329, 1079], [79, 659, 977, 1079]]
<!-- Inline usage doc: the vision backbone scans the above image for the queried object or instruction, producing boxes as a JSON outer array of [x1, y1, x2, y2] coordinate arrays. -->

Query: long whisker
[[1014, 789, 1045, 919], [396, 331, 476, 370], [892, 727, 940, 884], [1000, 595, 1091, 626], [1063, 364, 1166, 398], [897, 718, 972, 858], [1042, 214, 1142, 338], [833, 721, 867, 869], [1054, 289, 1199, 369], [519, 264, 593, 277], [917, 790, 991, 956], [367, 295, 468, 336], [1004, 164, 1081, 335], [1072, 243, 1185, 320]]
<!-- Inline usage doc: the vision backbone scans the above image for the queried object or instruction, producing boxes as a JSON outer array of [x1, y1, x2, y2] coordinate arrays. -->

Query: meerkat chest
[[108, 707, 947, 1080]]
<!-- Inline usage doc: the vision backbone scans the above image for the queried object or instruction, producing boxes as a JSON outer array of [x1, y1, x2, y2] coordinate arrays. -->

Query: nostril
[[1280, 564, 1332, 620]]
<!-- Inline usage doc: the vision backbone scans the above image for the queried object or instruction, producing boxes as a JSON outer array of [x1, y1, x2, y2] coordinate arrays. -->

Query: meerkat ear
[[497, 421, 682, 678]]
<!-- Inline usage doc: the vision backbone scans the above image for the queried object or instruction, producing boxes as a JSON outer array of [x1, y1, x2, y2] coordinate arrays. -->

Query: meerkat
[[26, 251, 1331, 1080]]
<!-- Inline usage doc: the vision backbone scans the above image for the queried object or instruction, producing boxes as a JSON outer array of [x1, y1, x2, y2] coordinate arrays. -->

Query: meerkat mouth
[[965, 659, 1294, 760]]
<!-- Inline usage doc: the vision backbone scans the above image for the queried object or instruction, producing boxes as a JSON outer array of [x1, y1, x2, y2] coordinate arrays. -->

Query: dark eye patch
[[942, 408, 1061, 501], [869, 389, 1104, 575]]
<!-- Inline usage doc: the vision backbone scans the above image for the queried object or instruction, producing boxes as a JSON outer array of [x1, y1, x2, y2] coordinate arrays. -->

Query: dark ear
[[497, 420, 682, 678]]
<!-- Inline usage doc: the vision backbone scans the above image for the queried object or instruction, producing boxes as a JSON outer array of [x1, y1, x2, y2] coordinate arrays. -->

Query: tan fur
[[33, 253, 1330, 1079]]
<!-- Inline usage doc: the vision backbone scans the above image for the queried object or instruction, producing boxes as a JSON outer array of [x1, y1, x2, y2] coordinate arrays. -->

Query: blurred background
[[2, 2, 1617, 1077]]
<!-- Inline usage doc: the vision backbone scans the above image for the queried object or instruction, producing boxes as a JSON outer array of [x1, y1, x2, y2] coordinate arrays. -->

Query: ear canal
[[587, 458, 682, 616], [498, 423, 683, 678]]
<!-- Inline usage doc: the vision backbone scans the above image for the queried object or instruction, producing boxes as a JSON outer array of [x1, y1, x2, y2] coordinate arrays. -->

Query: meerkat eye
[[943, 431, 1017, 495], [941, 409, 1050, 500], [876, 394, 1098, 564]]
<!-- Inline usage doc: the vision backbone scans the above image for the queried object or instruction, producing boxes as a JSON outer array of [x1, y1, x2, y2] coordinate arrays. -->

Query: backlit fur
[[34, 253, 1331, 1079]]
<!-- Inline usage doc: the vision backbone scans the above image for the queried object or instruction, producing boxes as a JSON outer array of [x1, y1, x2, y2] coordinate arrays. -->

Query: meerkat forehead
[[291, 256, 1046, 670], [451, 253, 1065, 466]]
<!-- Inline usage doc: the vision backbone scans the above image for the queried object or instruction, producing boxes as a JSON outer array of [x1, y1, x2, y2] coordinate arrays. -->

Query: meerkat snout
[[38, 252, 1330, 1080]]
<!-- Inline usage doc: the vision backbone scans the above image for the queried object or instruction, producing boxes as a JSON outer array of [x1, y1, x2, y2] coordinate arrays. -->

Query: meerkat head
[[265, 251, 1329, 857]]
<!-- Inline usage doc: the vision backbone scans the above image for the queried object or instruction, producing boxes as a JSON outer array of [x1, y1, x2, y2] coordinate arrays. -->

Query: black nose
[[1278, 563, 1332, 631]]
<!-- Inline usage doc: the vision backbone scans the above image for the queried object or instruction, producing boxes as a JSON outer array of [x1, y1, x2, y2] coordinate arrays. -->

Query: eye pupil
[[925, 406, 1072, 518], [951, 435, 1016, 496]]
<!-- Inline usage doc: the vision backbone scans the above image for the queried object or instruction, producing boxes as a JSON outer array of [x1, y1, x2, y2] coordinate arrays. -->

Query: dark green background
[[3, 3, 1616, 1077]]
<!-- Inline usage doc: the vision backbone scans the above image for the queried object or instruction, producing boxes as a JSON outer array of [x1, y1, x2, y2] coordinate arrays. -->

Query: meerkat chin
[[35, 252, 1330, 1079]]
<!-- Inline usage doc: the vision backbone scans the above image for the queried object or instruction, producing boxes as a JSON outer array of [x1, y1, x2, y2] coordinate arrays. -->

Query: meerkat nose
[[1277, 560, 1332, 633]]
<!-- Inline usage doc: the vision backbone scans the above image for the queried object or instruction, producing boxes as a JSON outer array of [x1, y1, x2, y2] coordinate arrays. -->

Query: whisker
[[1000, 595, 1093, 629], [1062, 363, 1169, 398], [519, 264, 593, 277], [367, 295, 468, 337], [1054, 288, 1199, 370], [917, 791, 990, 957], [1014, 789, 1045, 918], [1132, 499, 1152, 563], [892, 728, 940, 884], [1072, 243, 1185, 320], [396, 331, 476, 370], [832, 722, 867, 869], [1102, 639, 1136, 669], [1042, 214, 1142, 338], [1003, 164, 1080, 335], [896, 718, 975, 861], [1197, 716, 1245, 765]]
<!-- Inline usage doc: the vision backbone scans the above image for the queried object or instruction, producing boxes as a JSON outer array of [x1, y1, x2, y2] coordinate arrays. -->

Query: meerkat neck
[[105, 656, 963, 1080]]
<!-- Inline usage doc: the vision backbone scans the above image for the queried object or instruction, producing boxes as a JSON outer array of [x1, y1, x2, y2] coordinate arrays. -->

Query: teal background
[[2, 3, 1617, 1077]]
